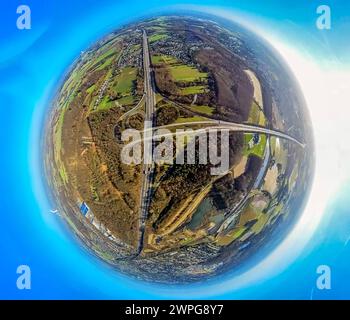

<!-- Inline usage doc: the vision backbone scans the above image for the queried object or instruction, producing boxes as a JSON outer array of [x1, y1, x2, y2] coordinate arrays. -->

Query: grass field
[[152, 54, 207, 83], [86, 84, 96, 94], [148, 25, 166, 31], [251, 210, 269, 234], [190, 105, 214, 115], [247, 101, 266, 126], [156, 94, 163, 104], [216, 226, 246, 246], [175, 116, 208, 123], [152, 54, 209, 96], [170, 65, 208, 83], [93, 46, 122, 72], [93, 47, 117, 67], [152, 54, 178, 65], [149, 33, 168, 43], [216, 200, 267, 246], [62, 69, 83, 94], [114, 67, 137, 95], [94, 67, 137, 111], [130, 44, 141, 53], [243, 133, 267, 158], [97, 95, 112, 111], [180, 86, 206, 95], [96, 56, 114, 71], [117, 95, 134, 106]]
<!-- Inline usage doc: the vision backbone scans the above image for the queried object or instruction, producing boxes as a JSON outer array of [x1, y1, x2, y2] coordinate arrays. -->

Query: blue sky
[[0, 0, 350, 299]]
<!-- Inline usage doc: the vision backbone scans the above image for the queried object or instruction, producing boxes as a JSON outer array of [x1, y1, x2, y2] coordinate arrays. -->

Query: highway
[[136, 30, 157, 255], [157, 121, 304, 147], [157, 95, 304, 146], [124, 121, 305, 150], [118, 94, 145, 122]]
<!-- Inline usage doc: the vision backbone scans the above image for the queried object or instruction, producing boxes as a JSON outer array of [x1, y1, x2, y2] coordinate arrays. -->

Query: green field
[[86, 84, 96, 94], [152, 54, 178, 65], [149, 33, 168, 43], [97, 95, 113, 111], [114, 67, 137, 95], [152, 54, 208, 83], [130, 44, 141, 53], [243, 133, 267, 158], [180, 86, 206, 95], [152, 55, 208, 96], [216, 226, 246, 246], [190, 105, 214, 115], [170, 65, 208, 83], [94, 67, 137, 111], [96, 55, 114, 71], [148, 26, 166, 33], [175, 116, 208, 124], [117, 95, 135, 106], [251, 210, 269, 234], [62, 68, 83, 94], [93, 47, 117, 67], [92, 46, 123, 72], [247, 101, 266, 126]]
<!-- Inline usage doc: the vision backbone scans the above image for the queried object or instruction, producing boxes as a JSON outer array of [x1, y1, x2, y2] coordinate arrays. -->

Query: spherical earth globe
[[44, 15, 314, 283]]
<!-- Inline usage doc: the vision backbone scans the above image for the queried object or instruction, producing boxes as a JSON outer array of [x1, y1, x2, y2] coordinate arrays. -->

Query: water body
[[188, 198, 214, 231]]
